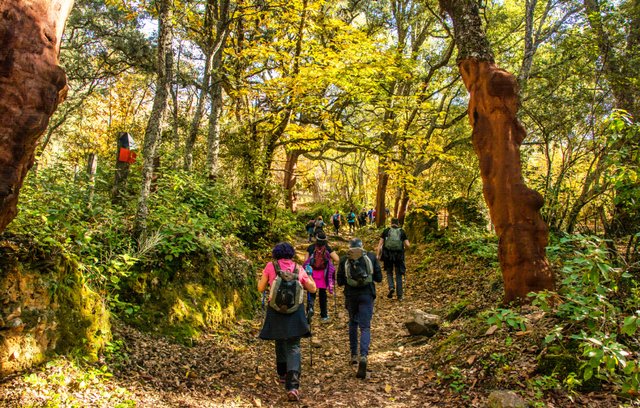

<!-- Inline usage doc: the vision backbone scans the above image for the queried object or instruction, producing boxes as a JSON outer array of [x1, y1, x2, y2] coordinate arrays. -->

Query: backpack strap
[[273, 259, 297, 278]]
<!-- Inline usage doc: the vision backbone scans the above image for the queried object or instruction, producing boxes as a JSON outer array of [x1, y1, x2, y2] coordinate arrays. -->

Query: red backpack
[[311, 245, 328, 270]]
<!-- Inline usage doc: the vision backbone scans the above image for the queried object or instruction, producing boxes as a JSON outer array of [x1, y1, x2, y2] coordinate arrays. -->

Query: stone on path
[[404, 309, 441, 337], [487, 390, 526, 408]]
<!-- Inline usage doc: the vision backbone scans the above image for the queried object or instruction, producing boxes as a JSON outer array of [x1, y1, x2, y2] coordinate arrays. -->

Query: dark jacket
[[380, 226, 408, 262], [337, 250, 382, 298]]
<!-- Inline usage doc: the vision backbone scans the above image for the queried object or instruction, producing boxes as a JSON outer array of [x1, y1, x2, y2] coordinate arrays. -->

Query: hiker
[[314, 216, 325, 235], [257, 242, 317, 401], [332, 210, 341, 235], [305, 218, 315, 242], [303, 231, 339, 322], [337, 238, 382, 379], [358, 208, 367, 228], [367, 208, 373, 224], [347, 209, 357, 234], [377, 218, 410, 301]]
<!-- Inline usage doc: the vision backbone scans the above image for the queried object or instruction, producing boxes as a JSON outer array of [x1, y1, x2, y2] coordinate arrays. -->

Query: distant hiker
[[377, 218, 410, 301], [371, 208, 377, 224], [347, 210, 356, 233], [358, 209, 367, 228], [304, 231, 339, 322], [305, 218, 316, 242], [337, 238, 382, 379], [314, 216, 325, 235], [367, 208, 373, 224], [332, 210, 342, 235], [257, 242, 317, 401]]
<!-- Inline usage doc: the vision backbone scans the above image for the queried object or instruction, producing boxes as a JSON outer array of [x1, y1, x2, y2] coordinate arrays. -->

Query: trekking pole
[[310, 321, 313, 367], [307, 291, 314, 368]]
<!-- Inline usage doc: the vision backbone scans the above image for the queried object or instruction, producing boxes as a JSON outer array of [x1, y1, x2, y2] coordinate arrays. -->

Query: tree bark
[[135, 0, 173, 238], [397, 188, 409, 225], [112, 134, 131, 205], [283, 150, 301, 212], [440, 0, 555, 303], [0, 0, 74, 233], [375, 162, 389, 227]]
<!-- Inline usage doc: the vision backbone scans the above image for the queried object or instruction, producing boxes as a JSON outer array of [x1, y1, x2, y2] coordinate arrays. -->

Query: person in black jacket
[[377, 218, 410, 301], [337, 238, 382, 379]]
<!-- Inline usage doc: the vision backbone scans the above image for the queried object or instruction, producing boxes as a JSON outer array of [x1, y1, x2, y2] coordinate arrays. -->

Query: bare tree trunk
[[205, 0, 231, 179], [375, 161, 389, 227], [206, 66, 223, 180], [397, 188, 409, 225], [184, 49, 213, 171], [170, 40, 182, 153], [440, 0, 555, 303], [0, 0, 74, 233], [135, 0, 173, 238]]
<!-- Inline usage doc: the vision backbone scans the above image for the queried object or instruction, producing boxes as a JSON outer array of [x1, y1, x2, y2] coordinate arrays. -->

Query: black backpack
[[268, 261, 304, 314], [345, 251, 374, 287]]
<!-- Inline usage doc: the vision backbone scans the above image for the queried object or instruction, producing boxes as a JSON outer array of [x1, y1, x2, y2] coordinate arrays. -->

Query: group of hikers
[[257, 217, 410, 401], [305, 208, 390, 241]]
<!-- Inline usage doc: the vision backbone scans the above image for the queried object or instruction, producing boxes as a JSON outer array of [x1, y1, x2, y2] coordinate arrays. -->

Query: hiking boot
[[320, 316, 330, 323], [356, 356, 367, 379], [387, 288, 395, 299], [285, 371, 300, 391], [287, 389, 300, 401], [350, 355, 359, 365]]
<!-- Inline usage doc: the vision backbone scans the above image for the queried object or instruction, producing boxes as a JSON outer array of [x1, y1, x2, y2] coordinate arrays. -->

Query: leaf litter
[[0, 231, 631, 407]]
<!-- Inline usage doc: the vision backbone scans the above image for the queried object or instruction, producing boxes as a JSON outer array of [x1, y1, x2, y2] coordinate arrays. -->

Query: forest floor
[[1, 228, 637, 407]]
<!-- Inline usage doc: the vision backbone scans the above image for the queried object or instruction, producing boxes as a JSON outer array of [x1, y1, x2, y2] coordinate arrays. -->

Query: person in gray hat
[[336, 238, 382, 379]]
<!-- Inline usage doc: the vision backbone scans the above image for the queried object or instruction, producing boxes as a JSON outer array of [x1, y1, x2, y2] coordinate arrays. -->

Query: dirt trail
[[1, 230, 622, 407]]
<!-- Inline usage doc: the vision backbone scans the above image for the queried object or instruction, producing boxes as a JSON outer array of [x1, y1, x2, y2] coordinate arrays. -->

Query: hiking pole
[[307, 292, 314, 368]]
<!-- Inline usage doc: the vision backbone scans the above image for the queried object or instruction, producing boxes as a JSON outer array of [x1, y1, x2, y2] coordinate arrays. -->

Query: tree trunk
[[135, 0, 173, 238], [184, 48, 213, 171], [440, 0, 555, 303], [398, 188, 409, 225], [0, 0, 74, 233], [283, 150, 301, 212], [375, 161, 389, 227], [206, 61, 223, 180]]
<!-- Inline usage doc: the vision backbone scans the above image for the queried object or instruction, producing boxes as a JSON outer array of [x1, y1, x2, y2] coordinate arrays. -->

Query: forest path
[[0, 229, 527, 407], [100, 230, 465, 407]]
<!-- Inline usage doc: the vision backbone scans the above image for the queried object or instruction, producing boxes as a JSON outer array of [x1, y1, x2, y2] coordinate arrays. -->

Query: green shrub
[[531, 234, 640, 394]]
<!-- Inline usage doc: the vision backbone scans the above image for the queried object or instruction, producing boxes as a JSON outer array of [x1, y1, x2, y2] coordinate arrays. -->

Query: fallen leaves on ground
[[0, 230, 629, 407]]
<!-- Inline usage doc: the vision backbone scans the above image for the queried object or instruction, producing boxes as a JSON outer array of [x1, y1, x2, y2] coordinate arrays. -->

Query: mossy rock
[[0, 238, 110, 376], [536, 353, 601, 391], [447, 197, 487, 227], [53, 256, 111, 360], [404, 207, 439, 244], [537, 353, 579, 378], [121, 239, 258, 343]]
